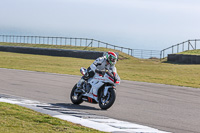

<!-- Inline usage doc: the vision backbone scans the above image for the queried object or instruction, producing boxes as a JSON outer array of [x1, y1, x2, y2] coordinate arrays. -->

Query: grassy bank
[[0, 42, 130, 60], [178, 49, 200, 55], [0, 51, 199, 88], [0, 102, 102, 133]]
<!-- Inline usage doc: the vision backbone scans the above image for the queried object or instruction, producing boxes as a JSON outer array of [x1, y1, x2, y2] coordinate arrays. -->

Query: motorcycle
[[70, 67, 120, 110]]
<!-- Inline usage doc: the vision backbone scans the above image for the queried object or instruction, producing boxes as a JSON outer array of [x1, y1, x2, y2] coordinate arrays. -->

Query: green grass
[[0, 42, 200, 88], [178, 49, 200, 55], [0, 42, 130, 60], [0, 43, 200, 132], [0, 102, 102, 133], [0, 51, 199, 88]]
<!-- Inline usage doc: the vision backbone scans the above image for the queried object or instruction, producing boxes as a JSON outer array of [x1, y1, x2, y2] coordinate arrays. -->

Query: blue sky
[[1, 0, 200, 50]]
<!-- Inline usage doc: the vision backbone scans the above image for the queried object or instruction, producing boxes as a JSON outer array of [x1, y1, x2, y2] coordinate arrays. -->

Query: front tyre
[[70, 84, 83, 105], [99, 88, 116, 110]]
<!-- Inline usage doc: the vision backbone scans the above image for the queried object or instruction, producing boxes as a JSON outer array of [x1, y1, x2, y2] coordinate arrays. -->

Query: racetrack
[[1, 68, 200, 133]]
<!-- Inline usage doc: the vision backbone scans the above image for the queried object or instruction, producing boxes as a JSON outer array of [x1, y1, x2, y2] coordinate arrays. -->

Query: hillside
[[178, 49, 200, 55], [0, 42, 132, 60]]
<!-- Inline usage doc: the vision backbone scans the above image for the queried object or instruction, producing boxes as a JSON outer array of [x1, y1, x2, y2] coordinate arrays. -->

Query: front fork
[[103, 86, 115, 96]]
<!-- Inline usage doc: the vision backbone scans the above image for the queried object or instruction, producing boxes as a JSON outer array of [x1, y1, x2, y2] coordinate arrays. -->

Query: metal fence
[[0, 35, 161, 59], [160, 39, 200, 59]]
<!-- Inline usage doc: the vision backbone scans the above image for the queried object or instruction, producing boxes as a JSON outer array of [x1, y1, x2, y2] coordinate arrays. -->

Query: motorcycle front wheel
[[70, 84, 83, 105], [99, 88, 116, 110]]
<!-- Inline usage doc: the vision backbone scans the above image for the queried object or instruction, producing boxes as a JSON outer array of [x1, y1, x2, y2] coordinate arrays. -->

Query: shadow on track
[[50, 103, 101, 111]]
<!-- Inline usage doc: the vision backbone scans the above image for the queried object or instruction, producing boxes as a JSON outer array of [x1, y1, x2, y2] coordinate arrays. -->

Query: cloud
[[1, 0, 200, 50]]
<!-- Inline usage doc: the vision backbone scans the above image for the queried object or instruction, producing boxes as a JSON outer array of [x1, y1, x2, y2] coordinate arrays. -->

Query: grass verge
[[0, 51, 199, 88], [0, 42, 130, 60], [0, 102, 102, 133], [178, 49, 200, 55]]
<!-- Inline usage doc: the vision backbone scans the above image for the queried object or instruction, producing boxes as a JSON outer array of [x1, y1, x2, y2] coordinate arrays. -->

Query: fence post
[[26, 36, 29, 43], [91, 39, 93, 47], [160, 51, 162, 60], [38, 36, 40, 44], [195, 39, 197, 50], [98, 41, 100, 48], [131, 49, 133, 56], [16, 36, 18, 43], [23, 36, 25, 43], [30, 36, 32, 44], [177, 44, 179, 53], [56, 37, 57, 45], [65, 38, 67, 45], [163, 50, 165, 58], [182, 42, 184, 51], [46, 37, 48, 44]]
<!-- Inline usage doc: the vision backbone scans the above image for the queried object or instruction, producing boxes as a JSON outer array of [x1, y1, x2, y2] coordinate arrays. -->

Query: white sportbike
[[70, 67, 120, 110]]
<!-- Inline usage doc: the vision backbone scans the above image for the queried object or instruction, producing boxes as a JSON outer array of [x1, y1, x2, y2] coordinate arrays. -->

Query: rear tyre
[[70, 84, 83, 105], [99, 88, 116, 110]]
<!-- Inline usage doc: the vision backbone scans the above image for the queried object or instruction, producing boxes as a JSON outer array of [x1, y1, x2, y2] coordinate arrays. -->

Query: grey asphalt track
[[0, 68, 200, 133]]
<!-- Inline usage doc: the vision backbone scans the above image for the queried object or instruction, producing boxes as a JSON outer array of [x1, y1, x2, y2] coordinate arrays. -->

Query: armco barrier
[[168, 54, 200, 64], [197, 56, 200, 64], [0, 46, 105, 59]]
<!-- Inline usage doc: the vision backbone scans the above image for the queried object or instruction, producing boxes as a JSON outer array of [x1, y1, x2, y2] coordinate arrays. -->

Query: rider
[[77, 51, 118, 88]]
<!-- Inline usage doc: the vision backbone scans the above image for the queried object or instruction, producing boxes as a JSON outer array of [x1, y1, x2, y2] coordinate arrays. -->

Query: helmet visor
[[109, 55, 116, 62]]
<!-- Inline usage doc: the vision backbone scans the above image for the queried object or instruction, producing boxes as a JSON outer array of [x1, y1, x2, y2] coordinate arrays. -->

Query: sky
[[1, 0, 200, 50]]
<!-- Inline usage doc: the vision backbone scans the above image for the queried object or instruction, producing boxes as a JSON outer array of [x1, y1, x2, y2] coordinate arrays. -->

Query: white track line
[[0, 95, 170, 133]]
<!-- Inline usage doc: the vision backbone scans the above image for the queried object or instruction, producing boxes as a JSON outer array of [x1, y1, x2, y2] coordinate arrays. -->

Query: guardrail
[[160, 39, 200, 59], [0, 35, 161, 59]]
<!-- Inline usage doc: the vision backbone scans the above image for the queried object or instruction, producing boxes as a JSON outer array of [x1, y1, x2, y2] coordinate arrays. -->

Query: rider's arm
[[89, 57, 104, 72], [112, 66, 117, 74]]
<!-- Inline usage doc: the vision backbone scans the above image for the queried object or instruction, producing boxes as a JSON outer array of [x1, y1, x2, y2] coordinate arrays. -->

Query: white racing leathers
[[77, 56, 117, 88], [90, 56, 117, 74]]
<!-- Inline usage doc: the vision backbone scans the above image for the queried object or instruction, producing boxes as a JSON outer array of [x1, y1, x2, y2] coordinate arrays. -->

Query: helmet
[[106, 51, 117, 65]]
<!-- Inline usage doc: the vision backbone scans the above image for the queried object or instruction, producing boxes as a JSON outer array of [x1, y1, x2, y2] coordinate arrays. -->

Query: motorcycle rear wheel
[[99, 88, 116, 110], [70, 84, 83, 105]]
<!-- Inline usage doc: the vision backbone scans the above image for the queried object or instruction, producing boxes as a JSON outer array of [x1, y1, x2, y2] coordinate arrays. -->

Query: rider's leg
[[77, 67, 95, 89], [77, 77, 85, 88]]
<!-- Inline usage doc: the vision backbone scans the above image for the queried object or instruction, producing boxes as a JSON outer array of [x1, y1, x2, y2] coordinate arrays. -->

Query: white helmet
[[106, 51, 117, 65]]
